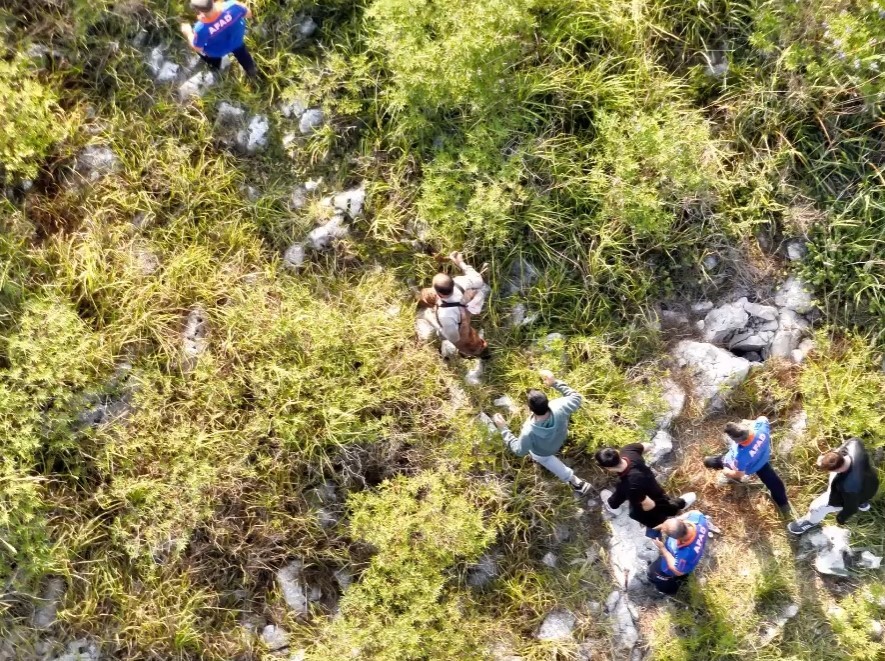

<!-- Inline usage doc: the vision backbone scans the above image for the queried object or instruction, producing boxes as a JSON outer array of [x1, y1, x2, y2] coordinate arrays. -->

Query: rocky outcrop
[[605, 590, 639, 651], [655, 378, 686, 430], [536, 608, 576, 641], [74, 145, 120, 183], [671, 341, 751, 412], [775, 277, 815, 314], [702, 298, 779, 353], [600, 489, 660, 591]]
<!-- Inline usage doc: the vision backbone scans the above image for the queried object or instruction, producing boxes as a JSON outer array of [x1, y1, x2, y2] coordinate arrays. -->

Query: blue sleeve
[[732, 446, 751, 472], [675, 547, 702, 574], [224, 1, 247, 21], [192, 22, 207, 49]]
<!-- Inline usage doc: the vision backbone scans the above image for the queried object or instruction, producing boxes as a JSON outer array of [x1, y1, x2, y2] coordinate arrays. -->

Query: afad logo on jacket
[[209, 13, 235, 35], [748, 432, 767, 458]]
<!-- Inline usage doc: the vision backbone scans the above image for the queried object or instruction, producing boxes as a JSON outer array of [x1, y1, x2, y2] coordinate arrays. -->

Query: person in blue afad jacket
[[180, 0, 258, 78], [703, 416, 791, 514], [646, 511, 711, 595]]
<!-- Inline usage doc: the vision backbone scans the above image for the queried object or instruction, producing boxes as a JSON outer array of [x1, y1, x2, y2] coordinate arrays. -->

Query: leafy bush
[[311, 471, 495, 660], [0, 55, 66, 181]]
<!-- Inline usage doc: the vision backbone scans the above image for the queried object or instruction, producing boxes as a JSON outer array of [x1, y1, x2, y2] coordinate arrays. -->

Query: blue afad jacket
[[658, 511, 710, 577], [724, 416, 772, 475]]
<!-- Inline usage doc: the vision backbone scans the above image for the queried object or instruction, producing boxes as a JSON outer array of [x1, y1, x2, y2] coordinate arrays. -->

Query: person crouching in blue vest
[[180, 0, 258, 78], [646, 511, 711, 595], [703, 417, 791, 515]]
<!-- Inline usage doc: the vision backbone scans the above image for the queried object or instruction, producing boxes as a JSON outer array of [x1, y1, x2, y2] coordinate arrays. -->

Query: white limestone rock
[[51, 639, 100, 661], [330, 186, 367, 218], [307, 214, 348, 250], [33, 577, 65, 630], [466, 552, 499, 589], [299, 108, 325, 135], [775, 277, 815, 314], [647, 430, 674, 465], [182, 307, 208, 359], [655, 378, 686, 430], [600, 489, 660, 590], [605, 590, 639, 650], [283, 243, 306, 270], [178, 71, 216, 100], [541, 552, 558, 568], [671, 341, 751, 412], [75, 145, 119, 182], [277, 561, 309, 616], [786, 239, 808, 261], [536, 608, 576, 641], [280, 99, 307, 119], [261, 624, 289, 651], [465, 360, 484, 386], [238, 115, 270, 154], [494, 395, 520, 414]]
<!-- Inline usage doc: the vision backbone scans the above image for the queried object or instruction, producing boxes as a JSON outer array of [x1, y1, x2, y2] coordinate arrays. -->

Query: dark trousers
[[200, 45, 258, 77], [707, 456, 789, 508], [647, 560, 687, 595]]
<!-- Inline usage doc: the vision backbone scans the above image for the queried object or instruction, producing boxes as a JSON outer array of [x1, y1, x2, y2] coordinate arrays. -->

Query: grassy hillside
[[1, 0, 884, 659]]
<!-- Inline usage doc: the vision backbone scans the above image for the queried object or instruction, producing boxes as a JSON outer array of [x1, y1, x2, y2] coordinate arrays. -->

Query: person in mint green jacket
[[493, 370, 592, 495]]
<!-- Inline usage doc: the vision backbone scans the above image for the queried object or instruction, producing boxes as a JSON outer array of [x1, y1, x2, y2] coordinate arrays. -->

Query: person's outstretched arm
[[551, 379, 583, 414], [180, 23, 202, 52], [493, 414, 530, 457], [450, 251, 484, 293]]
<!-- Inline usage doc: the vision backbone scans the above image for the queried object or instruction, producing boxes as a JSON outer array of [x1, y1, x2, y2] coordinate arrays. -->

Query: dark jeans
[[200, 44, 258, 77], [707, 456, 789, 508], [647, 559, 687, 595]]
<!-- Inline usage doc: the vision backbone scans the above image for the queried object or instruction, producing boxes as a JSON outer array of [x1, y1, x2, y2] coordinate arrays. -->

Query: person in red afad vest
[[180, 0, 258, 78]]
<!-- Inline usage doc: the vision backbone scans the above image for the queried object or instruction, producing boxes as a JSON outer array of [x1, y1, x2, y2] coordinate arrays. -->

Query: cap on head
[[594, 448, 621, 469], [432, 273, 454, 297], [527, 389, 549, 416], [818, 451, 845, 471], [191, 0, 214, 11], [724, 422, 749, 442], [662, 518, 688, 539]]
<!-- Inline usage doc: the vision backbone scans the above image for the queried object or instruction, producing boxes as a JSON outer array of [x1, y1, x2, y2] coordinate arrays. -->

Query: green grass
[[0, 0, 884, 658]]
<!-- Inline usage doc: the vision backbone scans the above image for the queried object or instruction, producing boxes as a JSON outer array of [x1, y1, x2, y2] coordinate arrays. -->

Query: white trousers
[[530, 452, 574, 483], [802, 490, 842, 525]]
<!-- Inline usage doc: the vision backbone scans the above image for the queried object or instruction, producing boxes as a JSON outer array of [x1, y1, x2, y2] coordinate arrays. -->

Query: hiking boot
[[571, 478, 592, 497], [859, 502, 872, 512], [787, 519, 818, 536], [678, 492, 697, 509]]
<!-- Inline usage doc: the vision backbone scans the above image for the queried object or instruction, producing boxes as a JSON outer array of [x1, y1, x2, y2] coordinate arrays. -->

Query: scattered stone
[[509, 302, 537, 327], [33, 577, 65, 630], [290, 185, 308, 210], [178, 71, 216, 100], [702, 254, 720, 270], [464, 360, 484, 386], [647, 430, 674, 465], [304, 178, 322, 192], [307, 214, 349, 250], [691, 301, 714, 315], [703, 298, 779, 353], [671, 341, 751, 412], [605, 591, 639, 650], [775, 277, 815, 314], [494, 396, 520, 414], [807, 526, 851, 577], [290, 649, 307, 661], [133, 245, 160, 276], [536, 608, 576, 641], [791, 338, 816, 364], [280, 99, 307, 119], [277, 561, 309, 616], [75, 145, 119, 182], [660, 309, 690, 326], [466, 552, 499, 588], [51, 639, 100, 661], [182, 307, 208, 360], [329, 186, 367, 218], [475, 412, 498, 435], [299, 108, 325, 135], [296, 15, 318, 39], [704, 51, 729, 77], [858, 551, 882, 569], [238, 114, 270, 154], [786, 239, 808, 261], [600, 489, 660, 590], [778, 410, 806, 457], [283, 243, 306, 270], [870, 620, 884, 641], [743, 351, 763, 362], [760, 602, 799, 646], [261, 624, 289, 651], [655, 378, 685, 429], [541, 552, 558, 568], [504, 257, 540, 296], [334, 567, 353, 594], [552, 523, 572, 545], [768, 328, 802, 359]]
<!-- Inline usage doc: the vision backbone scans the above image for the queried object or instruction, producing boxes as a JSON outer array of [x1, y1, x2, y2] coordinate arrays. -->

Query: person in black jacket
[[788, 437, 880, 535], [596, 443, 696, 539]]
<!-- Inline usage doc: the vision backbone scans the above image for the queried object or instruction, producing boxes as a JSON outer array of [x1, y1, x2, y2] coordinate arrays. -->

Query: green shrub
[[0, 54, 67, 182], [311, 471, 495, 660]]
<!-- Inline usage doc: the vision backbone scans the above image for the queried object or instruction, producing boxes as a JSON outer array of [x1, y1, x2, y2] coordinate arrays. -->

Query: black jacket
[[607, 443, 682, 528], [828, 438, 879, 524]]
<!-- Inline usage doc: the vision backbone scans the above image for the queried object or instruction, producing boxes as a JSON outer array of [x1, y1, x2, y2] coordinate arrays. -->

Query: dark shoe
[[571, 478, 592, 496], [703, 456, 724, 470], [859, 502, 871, 512], [787, 519, 817, 536]]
